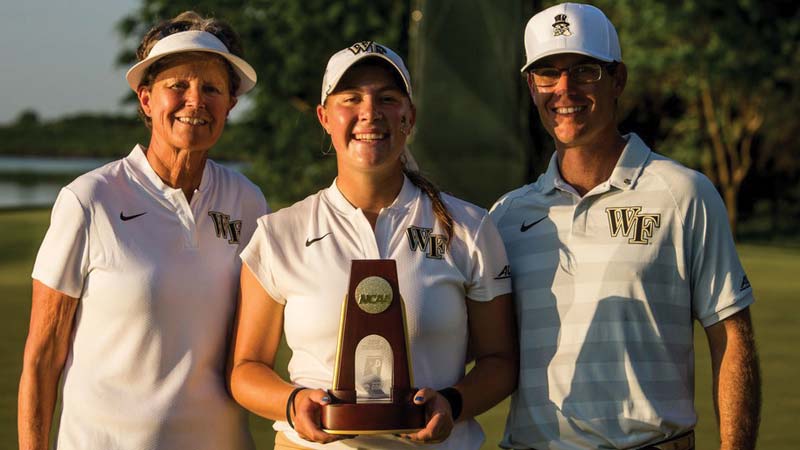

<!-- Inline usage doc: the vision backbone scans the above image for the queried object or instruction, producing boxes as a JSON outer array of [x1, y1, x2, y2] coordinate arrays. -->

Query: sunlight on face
[[139, 55, 236, 153], [318, 63, 415, 175]]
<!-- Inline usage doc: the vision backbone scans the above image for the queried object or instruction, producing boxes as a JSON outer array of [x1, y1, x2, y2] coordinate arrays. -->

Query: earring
[[321, 137, 334, 156]]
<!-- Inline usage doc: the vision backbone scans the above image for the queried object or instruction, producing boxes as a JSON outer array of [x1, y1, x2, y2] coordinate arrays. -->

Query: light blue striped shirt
[[490, 134, 753, 449]]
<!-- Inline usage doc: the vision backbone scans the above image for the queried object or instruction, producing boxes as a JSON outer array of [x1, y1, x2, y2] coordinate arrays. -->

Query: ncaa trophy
[[320, 259, 425, 434]]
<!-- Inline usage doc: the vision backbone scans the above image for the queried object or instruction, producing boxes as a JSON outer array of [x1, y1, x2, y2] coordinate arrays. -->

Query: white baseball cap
[[126, 30, 257, 96], [521, 2, 621, 72], [320, 41, 412, 105], [320, 41, 419, 172]]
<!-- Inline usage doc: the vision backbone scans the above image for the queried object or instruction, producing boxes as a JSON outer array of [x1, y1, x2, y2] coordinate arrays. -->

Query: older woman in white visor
[[229, 41, 518, 450], [18, 11, 266, 450]]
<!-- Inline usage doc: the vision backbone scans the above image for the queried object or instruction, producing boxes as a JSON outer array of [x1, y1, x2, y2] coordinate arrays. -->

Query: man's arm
[[18, 280, 79, 450], [704, 307, 761, 450]]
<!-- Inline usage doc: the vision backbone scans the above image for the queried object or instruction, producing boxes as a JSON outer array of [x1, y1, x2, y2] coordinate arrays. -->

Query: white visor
[[126, 30, 257, 96]]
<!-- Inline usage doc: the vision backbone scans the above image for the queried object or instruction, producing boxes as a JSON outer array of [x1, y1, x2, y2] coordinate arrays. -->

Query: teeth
[[177, 117, 208, 125], [354, 133, 385, 140], [554, 106, 585, 114]]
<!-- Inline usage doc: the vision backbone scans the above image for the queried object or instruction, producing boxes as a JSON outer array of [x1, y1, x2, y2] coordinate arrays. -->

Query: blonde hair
[[403, 167, 454, 246]]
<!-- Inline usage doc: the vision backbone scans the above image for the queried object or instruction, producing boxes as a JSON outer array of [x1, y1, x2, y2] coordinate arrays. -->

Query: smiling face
[[138, 53, 237, 154], [528, 53, 626, 151], [317, 61, 415, 176]]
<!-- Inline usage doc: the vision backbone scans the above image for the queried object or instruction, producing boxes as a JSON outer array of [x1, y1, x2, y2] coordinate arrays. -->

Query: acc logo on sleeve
[[406, 226, 448, 259], [494, 265, 512, 280], [605, 206, 661, 244], [208, 211, 242, 244]]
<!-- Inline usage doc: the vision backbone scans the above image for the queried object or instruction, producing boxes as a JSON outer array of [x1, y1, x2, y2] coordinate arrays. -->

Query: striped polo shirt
[[490, 134, 754, 450]]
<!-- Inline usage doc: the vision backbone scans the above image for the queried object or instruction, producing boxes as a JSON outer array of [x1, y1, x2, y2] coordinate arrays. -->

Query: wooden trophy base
[[321, 401, 425, 435]]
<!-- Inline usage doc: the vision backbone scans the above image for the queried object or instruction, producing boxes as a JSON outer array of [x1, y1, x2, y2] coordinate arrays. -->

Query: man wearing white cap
[[490, 3, 760, 450]]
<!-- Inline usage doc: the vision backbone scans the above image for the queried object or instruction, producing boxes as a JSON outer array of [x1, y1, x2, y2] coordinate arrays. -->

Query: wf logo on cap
[[347, 41, 387, 56], [552, 14, 572, 37]]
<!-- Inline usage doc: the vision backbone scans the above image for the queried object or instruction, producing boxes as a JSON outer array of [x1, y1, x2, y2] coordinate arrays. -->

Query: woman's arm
[[404, 293, 518, 442], [18, 280, 79, 450], [457, 293, 519, 418], [228, 264, 342, 444]]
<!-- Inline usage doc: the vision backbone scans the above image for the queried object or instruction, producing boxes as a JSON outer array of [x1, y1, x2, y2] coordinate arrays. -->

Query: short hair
[[135, 11, 244, 127]]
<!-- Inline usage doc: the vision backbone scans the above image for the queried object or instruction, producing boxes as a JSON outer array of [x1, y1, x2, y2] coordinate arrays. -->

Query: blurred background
[[1, 0, 798, 448]]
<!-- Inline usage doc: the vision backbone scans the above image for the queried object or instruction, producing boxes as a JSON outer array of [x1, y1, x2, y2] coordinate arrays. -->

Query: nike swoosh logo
[[305, 232, 332, 247], [520, 216, 546, 232], [120, 211, 147, 221]]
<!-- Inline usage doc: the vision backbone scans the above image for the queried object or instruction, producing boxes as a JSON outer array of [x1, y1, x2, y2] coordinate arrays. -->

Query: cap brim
[[126, 48, 257, 96], [520, 49, 617, 73], [322, 52, 412, 104]]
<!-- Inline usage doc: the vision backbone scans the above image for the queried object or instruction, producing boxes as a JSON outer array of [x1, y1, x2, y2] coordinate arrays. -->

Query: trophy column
[[321, 259, 425, 434]]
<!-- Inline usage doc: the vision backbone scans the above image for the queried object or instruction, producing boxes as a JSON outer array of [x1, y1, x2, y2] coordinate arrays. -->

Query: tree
[[591, 0, 800, 236], [14, 109, 40, 128], [408, 0, 534, 206], [117, 0, 410, 207]]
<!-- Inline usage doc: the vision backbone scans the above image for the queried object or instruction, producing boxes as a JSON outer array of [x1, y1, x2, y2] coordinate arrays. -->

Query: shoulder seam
[[644, 157, 688, 229], [62, 186, 92, 272]]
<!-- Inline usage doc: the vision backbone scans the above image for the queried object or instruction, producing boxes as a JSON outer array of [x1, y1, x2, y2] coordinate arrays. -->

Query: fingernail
[[414, 396, 424, 402], [322, 396, 330, 402]]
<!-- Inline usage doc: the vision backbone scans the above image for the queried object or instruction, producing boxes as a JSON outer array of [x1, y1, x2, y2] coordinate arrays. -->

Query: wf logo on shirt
[[208, 211, 242, 244], [605, 206, 661, 244], [406, 226, 448, 259]]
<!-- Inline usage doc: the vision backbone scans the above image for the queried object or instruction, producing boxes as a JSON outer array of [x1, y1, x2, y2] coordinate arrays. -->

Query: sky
[[0, 0, 142, 124]]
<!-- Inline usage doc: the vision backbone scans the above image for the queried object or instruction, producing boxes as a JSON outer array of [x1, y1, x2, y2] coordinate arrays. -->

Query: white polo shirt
[[490, 134, 754, 450], [32, 145, 266, 450], [241, 176, 511, 450]]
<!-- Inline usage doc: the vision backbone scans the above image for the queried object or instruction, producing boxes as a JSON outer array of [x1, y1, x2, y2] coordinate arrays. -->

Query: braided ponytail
[[402, 166, 454, 247]]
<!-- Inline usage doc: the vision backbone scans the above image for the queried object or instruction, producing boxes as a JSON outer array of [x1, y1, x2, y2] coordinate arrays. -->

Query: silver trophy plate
[[354, 334, 393, 403]]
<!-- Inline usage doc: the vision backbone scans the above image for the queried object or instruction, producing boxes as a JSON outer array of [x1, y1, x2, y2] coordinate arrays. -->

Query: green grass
[[2, 210, 796, 449]]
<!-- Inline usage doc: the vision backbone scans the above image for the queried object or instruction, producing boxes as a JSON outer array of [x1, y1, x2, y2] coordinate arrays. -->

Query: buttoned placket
[[375, 204, 408, 259], [554, 178, 615, 275], [166, 188, 200, 249], [350, 207, 380, 259], [125, 146, 207, 250], [349, 205, 401, 260]]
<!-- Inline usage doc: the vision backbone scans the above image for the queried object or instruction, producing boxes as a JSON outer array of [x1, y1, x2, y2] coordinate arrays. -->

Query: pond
[[0, 156, 248, 209]]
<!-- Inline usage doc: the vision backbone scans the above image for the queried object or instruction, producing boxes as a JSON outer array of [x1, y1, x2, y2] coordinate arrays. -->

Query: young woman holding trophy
[[229, 41, 518, 450]]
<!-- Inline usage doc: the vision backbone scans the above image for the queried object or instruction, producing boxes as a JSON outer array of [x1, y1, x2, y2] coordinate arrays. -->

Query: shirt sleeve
[[687, 177, 754, 327], [464, 213, 512, 302], [237, 187, 270, 254], [240, 217, 285, 304], [31, 187, 90, 299]]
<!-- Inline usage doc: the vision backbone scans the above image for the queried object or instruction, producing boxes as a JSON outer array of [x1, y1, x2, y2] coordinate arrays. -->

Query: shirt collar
[[539, 151, 562, 194], [540, 133, 651, 194], [324, 174, 418, 216], [125, 144, 213, 197], [608, 133, 651, 191]]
